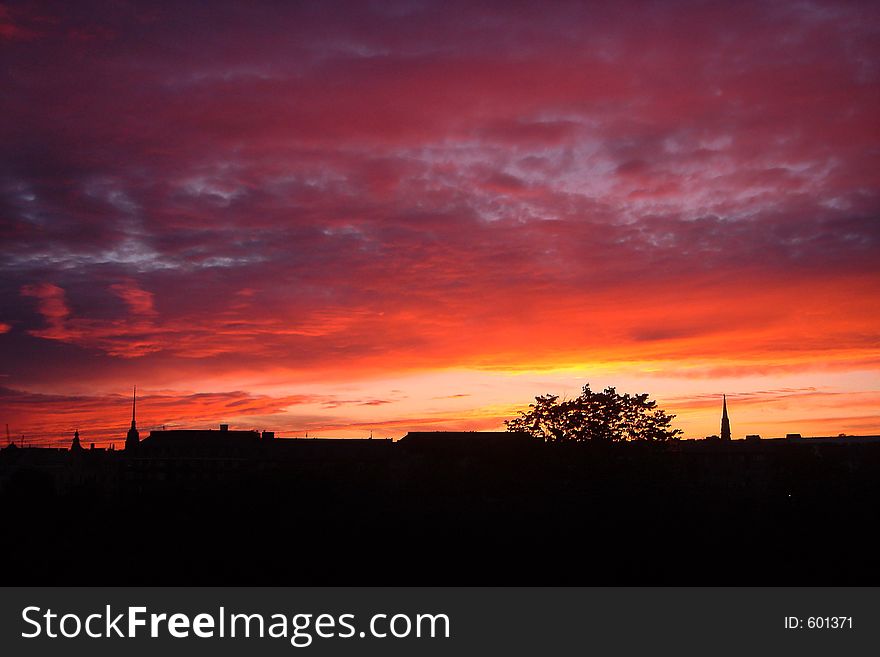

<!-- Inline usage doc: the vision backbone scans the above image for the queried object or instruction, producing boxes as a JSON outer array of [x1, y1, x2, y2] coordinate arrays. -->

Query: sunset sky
[[1, 0, 879, 446]]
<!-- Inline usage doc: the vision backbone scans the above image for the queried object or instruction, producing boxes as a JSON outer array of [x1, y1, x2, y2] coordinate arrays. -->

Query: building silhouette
[[124, 386, 139, 453], [399, 431, 534, 447], [720, 394, 731, 441], [3, 391, 880, 586]]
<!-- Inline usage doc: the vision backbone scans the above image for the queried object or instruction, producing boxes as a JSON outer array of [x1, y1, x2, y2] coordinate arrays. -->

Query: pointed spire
[[720, 394, 731, 440], [131, 385, 137, 429], [125, 385, 140, 452]]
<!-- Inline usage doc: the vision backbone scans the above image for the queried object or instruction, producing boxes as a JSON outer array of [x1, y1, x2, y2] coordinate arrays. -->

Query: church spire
[[720, 394, 731, 441], [125, 386, 140, 452]]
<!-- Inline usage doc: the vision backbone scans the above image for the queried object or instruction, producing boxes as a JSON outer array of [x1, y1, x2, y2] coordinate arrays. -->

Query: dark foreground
[[2, 438, 879, 585]]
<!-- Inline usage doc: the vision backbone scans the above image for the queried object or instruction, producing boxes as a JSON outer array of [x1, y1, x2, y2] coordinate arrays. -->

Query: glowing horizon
[[1, 1, 878, 446]]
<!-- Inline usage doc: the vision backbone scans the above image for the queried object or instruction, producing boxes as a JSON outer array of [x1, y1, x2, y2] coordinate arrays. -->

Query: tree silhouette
[[506, 384, 682, 443]]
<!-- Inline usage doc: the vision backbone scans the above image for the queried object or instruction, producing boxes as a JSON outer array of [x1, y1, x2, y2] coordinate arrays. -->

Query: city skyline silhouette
[[3, 382, 879, 586], [4, 385, 878, 449], [1, 0, 879, 590], [1, 1, 878, 451]]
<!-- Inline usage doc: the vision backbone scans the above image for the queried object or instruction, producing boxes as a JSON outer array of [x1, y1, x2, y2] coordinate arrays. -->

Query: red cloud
[[20, 283, 78, 342], [109, 280, 157, 316], [1, 1, 878, 436]]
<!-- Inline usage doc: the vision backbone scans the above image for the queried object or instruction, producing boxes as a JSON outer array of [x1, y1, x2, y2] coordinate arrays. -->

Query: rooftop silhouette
[[3, 389, 879, 587]]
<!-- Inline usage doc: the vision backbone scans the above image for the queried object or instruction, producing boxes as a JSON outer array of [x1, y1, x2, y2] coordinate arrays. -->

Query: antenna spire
[[131, 385, 137, 428], [125, 385, 140, 452]]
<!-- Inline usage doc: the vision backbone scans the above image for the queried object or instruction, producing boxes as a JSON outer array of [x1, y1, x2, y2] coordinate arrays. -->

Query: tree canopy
[[506, 384, 682, 443]]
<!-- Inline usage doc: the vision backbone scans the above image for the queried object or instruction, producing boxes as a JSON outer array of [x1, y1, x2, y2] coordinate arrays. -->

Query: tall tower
[[125, 386, 140, 452], [70, 429, 83, 452], [720, 394, 731, 441]]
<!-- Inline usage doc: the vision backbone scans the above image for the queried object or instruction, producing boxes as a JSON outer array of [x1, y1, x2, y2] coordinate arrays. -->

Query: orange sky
[[1, 1, 879, 446]]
